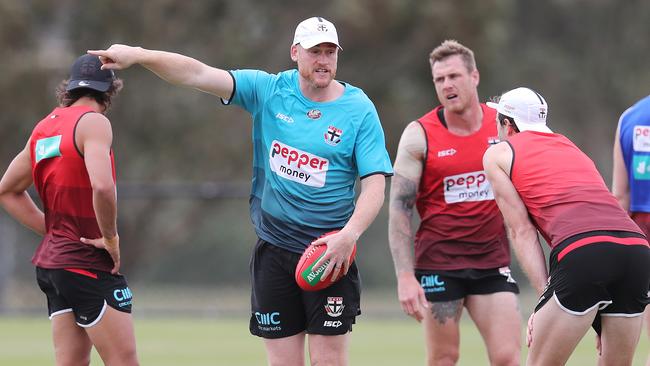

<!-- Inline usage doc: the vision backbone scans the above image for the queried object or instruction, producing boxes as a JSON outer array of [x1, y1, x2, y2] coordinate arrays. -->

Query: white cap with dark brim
[[292, 17, 342, 50], [486, 87, 551, 133]]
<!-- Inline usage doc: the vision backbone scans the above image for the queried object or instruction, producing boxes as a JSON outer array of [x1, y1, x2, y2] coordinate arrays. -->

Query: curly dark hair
[[55, 78, 124, 112], [498, 112, 520, 133]]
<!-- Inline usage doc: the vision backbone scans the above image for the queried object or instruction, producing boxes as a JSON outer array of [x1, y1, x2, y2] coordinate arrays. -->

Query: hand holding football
[[295, 231, 357, 291]]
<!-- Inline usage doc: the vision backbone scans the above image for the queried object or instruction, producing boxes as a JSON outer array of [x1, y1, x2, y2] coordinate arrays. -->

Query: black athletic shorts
[[415, 266, 519, 303], [534, 231, 650, 334], [36, 267, 133, 327], [249, 239, 361, 339]]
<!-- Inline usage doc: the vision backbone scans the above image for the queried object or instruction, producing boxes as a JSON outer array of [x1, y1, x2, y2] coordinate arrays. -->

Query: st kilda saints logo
[[325, 296, 344, 317], [324, 125, 343, 146]]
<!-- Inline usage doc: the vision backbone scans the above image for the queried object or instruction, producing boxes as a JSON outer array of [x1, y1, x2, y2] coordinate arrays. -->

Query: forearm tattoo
[[390, 174, 417, 214], [389, 174, 418, 272], [430, 300, 463, 325]]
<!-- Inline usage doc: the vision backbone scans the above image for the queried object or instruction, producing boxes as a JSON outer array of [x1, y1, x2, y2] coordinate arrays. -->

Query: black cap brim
[[66, 80, 111, 92]]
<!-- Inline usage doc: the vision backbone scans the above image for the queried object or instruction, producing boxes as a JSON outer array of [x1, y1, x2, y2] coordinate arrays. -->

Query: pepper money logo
[[633, 126, 650, 152], [269, 140, 329, 187], [443, 170, 494, 203]]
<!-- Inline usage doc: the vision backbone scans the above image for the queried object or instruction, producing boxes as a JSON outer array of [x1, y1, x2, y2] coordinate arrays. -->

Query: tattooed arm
[[388, 121, 429, 322]]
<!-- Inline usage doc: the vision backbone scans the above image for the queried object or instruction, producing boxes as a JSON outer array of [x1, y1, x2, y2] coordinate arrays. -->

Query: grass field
[[1, 315, 648, 365]]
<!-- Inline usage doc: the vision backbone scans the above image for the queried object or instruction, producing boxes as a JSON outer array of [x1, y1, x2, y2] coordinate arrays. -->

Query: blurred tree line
[[1, 0, 649, 292]]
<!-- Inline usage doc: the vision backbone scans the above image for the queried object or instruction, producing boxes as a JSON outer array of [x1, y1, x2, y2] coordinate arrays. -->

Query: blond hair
[[429, 40, 476, 72]]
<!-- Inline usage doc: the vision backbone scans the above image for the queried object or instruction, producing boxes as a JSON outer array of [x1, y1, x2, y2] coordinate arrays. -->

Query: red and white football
[[295, 231, 357, 291]]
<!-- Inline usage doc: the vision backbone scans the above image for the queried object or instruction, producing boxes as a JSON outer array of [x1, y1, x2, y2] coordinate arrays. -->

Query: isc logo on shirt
[[633, 126, 650, 152], [443, 170, 494, 203], [35, 135, 62, 162], [269, 140, 329, 187]]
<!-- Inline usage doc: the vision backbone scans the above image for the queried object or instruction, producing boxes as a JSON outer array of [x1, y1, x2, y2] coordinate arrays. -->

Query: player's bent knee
[[268, 354, 304, 366], [105, 351, 139, 366], [54, 344, 91, 366], [488, 344, 520, 366], [489, 353, 519, 366]]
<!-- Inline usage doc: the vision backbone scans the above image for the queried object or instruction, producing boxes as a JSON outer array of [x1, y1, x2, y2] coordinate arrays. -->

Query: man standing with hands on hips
[[90, 16, 392, 366], [0, 54, 138, 365]]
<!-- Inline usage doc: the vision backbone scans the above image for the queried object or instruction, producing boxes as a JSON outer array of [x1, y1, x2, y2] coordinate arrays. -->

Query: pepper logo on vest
[[269, 140, 329, 187], [633, 126, 650, 152], [443, 170, 494, 203]]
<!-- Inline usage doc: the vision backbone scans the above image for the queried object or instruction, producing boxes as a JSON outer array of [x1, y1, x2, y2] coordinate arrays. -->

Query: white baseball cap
[[292, 17, 342, 50], [486, 87, 551, 133]]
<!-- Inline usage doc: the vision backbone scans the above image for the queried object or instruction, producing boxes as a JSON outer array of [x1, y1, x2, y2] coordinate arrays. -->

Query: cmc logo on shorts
[[269, 140, 329, 187], [443, 170, 494, 204], [113, 287, 132, 302], [420, 275, 446, 293], [113, 287, 133, 307], [634, 126, 650, 152], [255, 311, 282, 332], [255, 312, 280, 325]]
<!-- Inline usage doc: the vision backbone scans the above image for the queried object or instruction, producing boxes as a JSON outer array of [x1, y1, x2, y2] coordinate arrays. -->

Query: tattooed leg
[[422, 299, 464, 365], [430, 299, 463, 325]]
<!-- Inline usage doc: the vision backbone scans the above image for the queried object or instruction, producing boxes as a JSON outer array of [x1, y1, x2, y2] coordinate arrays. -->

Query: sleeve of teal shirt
[[354, 102, 394, 178], [224, 69, 274, 113]]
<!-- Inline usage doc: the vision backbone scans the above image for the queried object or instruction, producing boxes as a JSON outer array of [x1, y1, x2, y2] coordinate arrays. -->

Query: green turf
[[0, 315, 647, 365]]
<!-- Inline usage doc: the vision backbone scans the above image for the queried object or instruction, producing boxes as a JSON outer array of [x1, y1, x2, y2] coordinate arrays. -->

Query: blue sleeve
[[354, 103, 394, 178], [222, 69, 274, 114]]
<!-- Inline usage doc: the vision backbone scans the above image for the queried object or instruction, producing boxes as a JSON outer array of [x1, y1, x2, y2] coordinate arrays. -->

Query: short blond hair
[[429, 40, 476, 72]]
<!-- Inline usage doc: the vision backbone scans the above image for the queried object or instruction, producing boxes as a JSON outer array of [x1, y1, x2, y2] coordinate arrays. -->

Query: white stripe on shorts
[[553, 292, 612, 316], [49, 308, 73, 320], [76, 300, 107, 328]]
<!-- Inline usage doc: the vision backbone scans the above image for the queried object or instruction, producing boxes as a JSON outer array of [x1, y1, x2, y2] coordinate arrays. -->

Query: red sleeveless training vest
[[414, 105, 509, 270], [29, 105, 115, 271], [508, 131, 643, 248]]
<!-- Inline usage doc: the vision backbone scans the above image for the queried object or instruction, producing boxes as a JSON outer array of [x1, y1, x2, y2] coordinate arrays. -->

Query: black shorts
[[36, 267, 133, 327], [534, 231, 650, 333], [415, 266, 519, 302], [249, 239, 361, 339]]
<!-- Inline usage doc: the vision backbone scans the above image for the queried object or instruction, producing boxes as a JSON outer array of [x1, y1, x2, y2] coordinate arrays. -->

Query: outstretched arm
[[388, 121, 428, 322], [88, 44, 234, 99], [0, 142, 45, 235], [483, 143, 548, 295], [612, 122, 630, 212]]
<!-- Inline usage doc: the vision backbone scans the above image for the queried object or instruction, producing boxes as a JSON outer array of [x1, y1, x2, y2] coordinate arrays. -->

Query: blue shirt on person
[[619, 95, 650, 212], [223, 69, 393, 253]]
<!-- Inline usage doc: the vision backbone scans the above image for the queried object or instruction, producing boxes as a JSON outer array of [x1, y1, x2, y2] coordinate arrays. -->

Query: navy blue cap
[[66, 54, 115, 92]]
